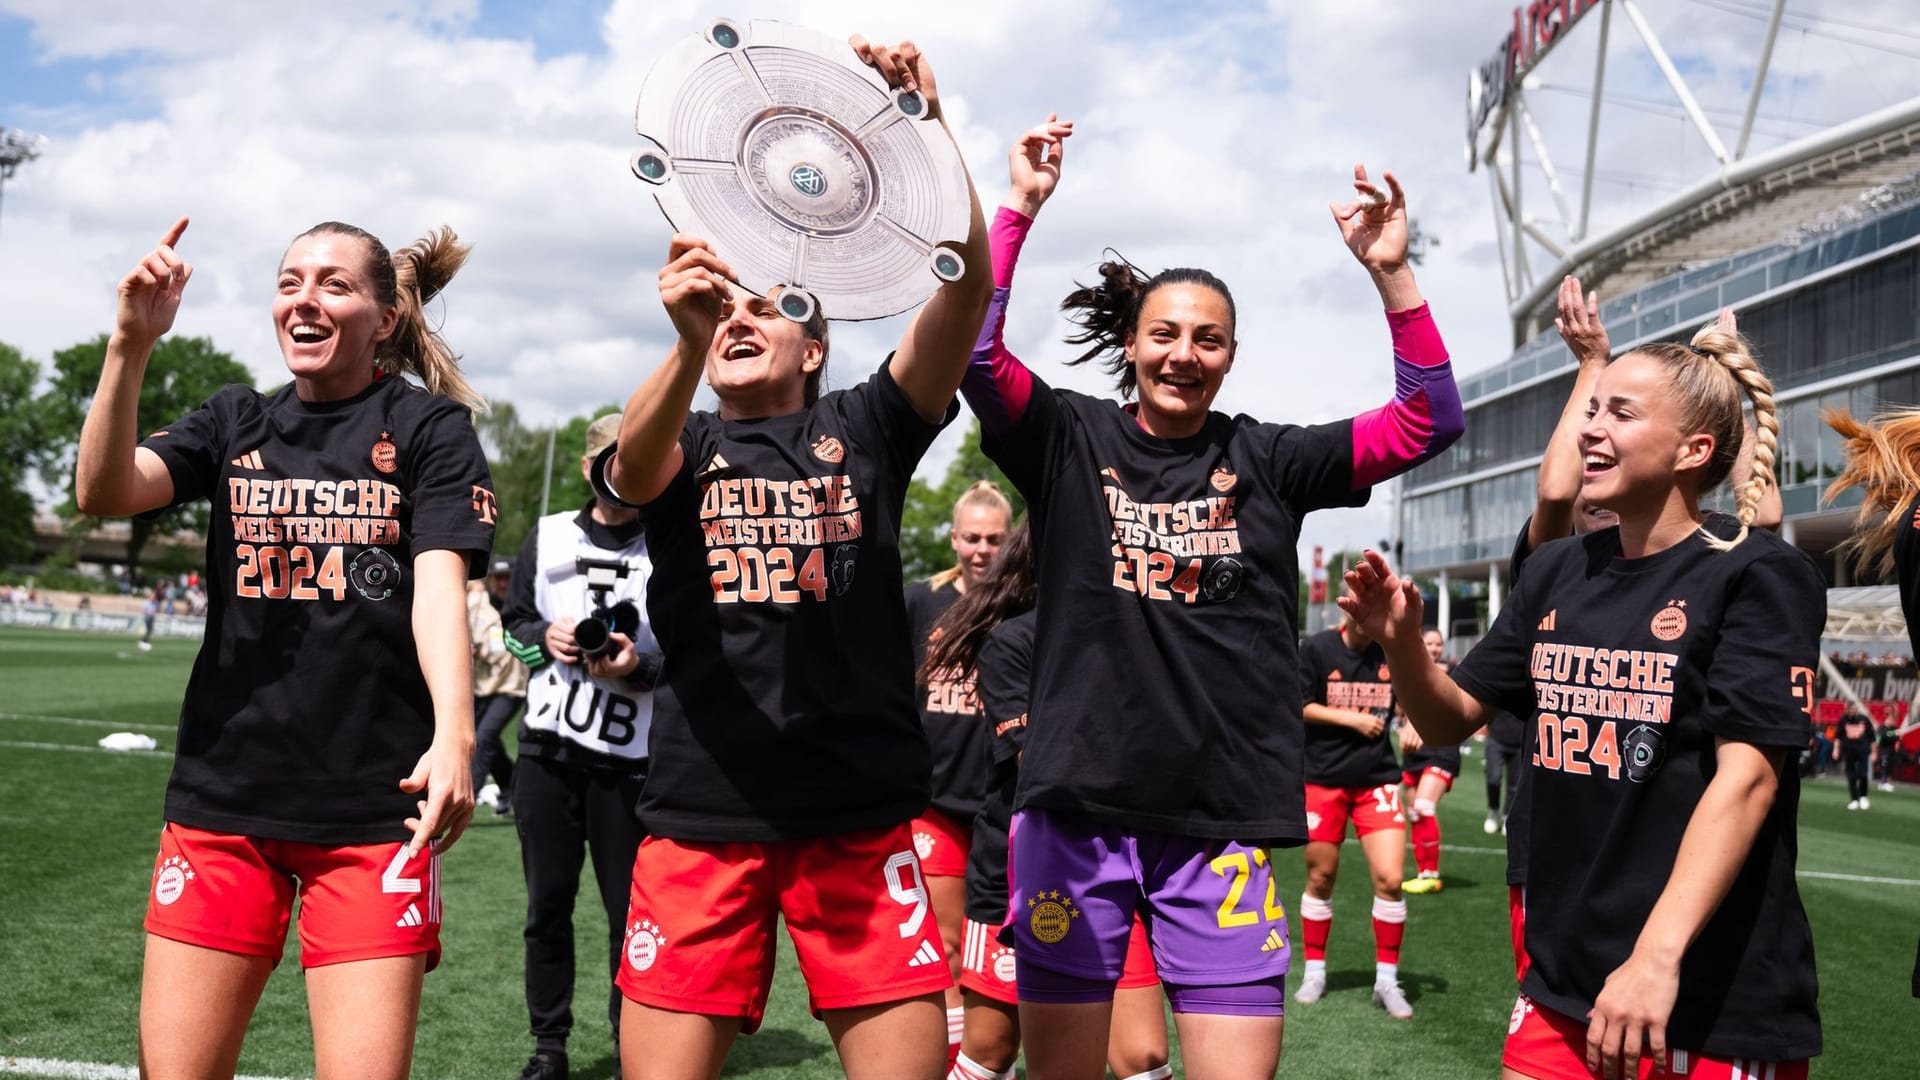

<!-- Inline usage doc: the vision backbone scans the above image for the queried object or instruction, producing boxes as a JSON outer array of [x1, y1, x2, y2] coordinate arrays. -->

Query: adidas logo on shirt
[[396, 903, 424, 929], [907, 940, 943, 968], [230, 449, 265, 470], [1260, 928, 1286, 953], [1537, 609, 1557, 631]]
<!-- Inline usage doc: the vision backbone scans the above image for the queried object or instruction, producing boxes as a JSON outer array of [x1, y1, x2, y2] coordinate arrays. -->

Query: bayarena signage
[[1466, 0, 1602, 171]]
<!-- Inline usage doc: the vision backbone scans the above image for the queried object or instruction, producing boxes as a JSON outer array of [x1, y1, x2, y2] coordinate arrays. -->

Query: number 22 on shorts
[[1209, 849, 1285, 929]]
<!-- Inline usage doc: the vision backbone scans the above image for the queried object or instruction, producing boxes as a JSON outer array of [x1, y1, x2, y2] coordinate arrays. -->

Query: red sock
[[1372, 897, 1407, 964], [1300, 893, 1333, 961], [1412, 812, 1441, 876]]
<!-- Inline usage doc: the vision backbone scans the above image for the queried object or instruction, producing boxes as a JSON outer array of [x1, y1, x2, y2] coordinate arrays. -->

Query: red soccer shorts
[[143, 823, 441, 970], [1401, 766, 1456, 792], [616, 823, 952, 1031], [1503, 995, 1808, 1079], [958, 912, 1159, 1006], [1305, 783, 1406, 844], [911, 809, 972, 878], [1510, 884, 1530, 983]]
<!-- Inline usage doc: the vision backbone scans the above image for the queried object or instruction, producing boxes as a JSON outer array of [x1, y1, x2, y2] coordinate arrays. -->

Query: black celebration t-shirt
[[967, 610, 1034, 924], [984, 379, 1365, 843], [1299, 628, 1403, 788], [141, 378, 495, 843], [905, 576, 991, 823], [594, 361, 953, 842], [1887, 490, 1920, 999], [1500, 516, 1544, 885], [1452, 515, 1823, 1060]]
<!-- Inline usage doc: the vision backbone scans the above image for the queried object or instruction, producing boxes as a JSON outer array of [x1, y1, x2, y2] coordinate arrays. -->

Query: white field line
[[0, 711, 173, 733], [1436, 842, 1920, 887], [0, 1056, 298, 1079], [0, 739, 172, 759]]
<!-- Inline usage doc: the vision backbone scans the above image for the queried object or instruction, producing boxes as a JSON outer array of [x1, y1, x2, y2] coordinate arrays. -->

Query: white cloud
[[2, 0, 1917, 567]]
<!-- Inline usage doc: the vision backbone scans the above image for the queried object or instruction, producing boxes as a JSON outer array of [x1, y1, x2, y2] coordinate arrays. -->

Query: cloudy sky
[[4, 0, 1919, 562]]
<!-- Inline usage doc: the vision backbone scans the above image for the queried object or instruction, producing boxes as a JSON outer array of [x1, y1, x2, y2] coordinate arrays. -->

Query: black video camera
[[574, 557, 641, 660]]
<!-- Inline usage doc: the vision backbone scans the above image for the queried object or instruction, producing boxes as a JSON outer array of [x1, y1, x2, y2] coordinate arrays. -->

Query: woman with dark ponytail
[[76, 217, 496, 1079], [958, 114, 1463, 1080]]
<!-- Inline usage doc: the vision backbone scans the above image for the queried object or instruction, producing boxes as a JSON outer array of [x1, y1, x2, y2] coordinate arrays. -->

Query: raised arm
[[604, 236, 734, 507], [851, 36, 993, 422], [1337, 549, 1492, 745], [1528, 275, 1614, 550], [1335, 168, 1465, 489], [76, 218, 193, 517], [961, 116, 1072, 443]]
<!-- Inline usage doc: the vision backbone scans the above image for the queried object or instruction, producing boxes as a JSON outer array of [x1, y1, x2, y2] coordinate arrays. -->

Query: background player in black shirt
[[1344, 320, 1823, 1078], [904, 480, 1013, 1066], [1297, 619, 1413, 1018], [77, 218, 494, 1080], [594, 35, 994, 1080], [1831, 709, 1878, 809]]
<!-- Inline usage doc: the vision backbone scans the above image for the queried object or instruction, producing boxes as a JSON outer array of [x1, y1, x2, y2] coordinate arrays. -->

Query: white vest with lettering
[[524, 511, 654, 763]]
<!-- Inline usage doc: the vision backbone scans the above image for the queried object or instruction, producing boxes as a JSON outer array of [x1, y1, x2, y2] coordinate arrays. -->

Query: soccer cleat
[[1402, 875, 1444, 894], [1847, 799, 1860, 810], [517, 1049, 568, 1080], [1373, 980, 1414, 1019], [1483, 813, 1499, 835], [1294, 969, 1327, 1004]]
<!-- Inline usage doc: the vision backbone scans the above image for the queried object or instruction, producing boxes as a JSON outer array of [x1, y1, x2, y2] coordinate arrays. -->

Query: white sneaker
[[137, 641, 153, 651], [478, 782, 501, 811], [1860, 797, 1871, 810], [1294, 969, 1327, 1004], [1847, 799, 1860, 810], [1373, 981, 1414, 1019], [1880, 782, 1896, 792], [1483, 813, 1500, 835]]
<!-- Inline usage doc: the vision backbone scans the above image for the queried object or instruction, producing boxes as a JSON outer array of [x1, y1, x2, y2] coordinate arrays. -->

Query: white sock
[[1300, 892, 1334, 921], [946, 1004, 964, 1047], [1304, 958, 1327, 976], [1372, 896, 1408, 924], [1413, 797, 1437, 817], [1376, 960, 1399, 986], [1120, 1068, 1174, 1080], [949, 1051, 1011, 1080]]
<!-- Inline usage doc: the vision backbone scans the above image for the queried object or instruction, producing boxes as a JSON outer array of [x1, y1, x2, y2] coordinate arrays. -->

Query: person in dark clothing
[[1834, 710, 1877, 809]]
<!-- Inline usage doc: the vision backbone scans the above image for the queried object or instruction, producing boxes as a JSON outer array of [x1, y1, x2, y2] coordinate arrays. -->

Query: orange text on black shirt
[[226, 477, 402, 600], [1528, 642, 1677, 779], [698, 474, 862, 603], [1101, 470, 1241, 604]]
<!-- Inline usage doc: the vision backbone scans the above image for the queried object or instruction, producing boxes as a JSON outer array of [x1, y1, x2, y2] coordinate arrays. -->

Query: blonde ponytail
[[1825, 406, 1920, 577]]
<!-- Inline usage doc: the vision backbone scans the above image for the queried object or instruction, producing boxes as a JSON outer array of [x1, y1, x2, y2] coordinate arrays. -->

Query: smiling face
[[1127, 282, 1236, 438], [274, 233, 397, 396], [1578, 351, 1716, 521], [704, 291, 824, 417]]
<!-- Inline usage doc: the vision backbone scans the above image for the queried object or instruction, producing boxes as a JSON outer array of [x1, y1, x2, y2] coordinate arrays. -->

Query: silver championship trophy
[[631, 18, 971, 323]]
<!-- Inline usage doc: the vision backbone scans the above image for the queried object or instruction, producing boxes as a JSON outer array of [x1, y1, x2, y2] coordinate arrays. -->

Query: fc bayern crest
[[630, 18, 972, 322]]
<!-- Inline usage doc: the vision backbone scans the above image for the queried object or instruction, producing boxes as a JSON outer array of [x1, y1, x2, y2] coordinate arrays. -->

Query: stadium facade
[[1394, 1, 1920, 642]]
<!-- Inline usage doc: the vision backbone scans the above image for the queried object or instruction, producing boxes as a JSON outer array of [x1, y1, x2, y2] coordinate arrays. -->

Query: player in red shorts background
[[904, 480, 1013, 1064], [1399, 628, 1458, 894], [1296, 617, 1413, 1018], [593, 34, 994, 1080], [76, 218, 495, 1079]]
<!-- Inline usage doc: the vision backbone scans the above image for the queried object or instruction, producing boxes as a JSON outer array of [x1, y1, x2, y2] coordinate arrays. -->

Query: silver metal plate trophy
[[631, 18, 970, 322]]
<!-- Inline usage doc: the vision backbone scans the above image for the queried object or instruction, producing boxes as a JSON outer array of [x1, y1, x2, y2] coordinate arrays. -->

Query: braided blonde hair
[[1824, 406, 1920, 578], [1630, 322, 1778, 551]]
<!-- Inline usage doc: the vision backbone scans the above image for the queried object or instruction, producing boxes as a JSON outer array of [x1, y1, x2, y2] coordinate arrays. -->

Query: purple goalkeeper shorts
[[1008, 807, 1291, 990]]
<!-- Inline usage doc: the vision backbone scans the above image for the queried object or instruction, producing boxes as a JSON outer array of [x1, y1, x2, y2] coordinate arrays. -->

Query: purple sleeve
[[1348, 303, 1465, 490], [959, 207, 1037, 443]]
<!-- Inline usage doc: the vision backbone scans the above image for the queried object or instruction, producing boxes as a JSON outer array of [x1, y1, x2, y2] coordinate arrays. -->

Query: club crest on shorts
[[1305, 811, 1322, 831], [992, 942, 1017, 983], [1510, 995, 1533, 1035], [1027, 889, 1079, 944], [913, 830, 936, 860], [811, 434, 845, 464], [1650, 599, 1688, 641], [1210, 466, 1236, 493], [371, 431, 399, 474], [154, 855, 194, 906], [625, 919, 666, 973]]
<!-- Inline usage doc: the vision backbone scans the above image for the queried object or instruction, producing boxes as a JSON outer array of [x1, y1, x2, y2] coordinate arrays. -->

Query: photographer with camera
[[500, 414, 660, 1080]]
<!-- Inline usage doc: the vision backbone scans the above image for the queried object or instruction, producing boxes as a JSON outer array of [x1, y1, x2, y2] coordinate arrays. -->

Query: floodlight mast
[[0, 128, 49, 239]]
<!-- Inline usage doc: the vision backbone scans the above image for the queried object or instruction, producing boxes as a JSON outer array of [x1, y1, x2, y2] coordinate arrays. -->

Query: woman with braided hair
[[1343, 320, 1824, 1079], [1824, 402, 1920, 998], [76, 218, 496, 1078]]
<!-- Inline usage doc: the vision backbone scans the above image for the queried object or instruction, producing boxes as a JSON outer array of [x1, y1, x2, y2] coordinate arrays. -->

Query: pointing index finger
[[159, 216, 189, 249]]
